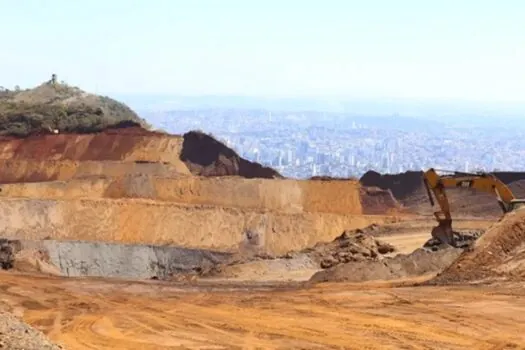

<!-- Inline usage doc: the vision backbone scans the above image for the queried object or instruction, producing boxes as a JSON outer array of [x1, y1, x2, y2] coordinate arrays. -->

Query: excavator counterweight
[[423, 168, 525, 246]]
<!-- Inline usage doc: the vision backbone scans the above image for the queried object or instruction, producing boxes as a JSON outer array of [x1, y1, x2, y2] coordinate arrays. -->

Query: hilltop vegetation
[[0, 75, 149, 137]]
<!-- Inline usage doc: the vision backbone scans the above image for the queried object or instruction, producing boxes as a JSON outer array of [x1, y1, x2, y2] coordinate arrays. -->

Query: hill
[[0, 75, 149, 137]]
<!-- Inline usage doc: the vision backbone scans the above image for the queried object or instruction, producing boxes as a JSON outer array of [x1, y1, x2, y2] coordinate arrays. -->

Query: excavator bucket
[[430, 219, 456, 247]]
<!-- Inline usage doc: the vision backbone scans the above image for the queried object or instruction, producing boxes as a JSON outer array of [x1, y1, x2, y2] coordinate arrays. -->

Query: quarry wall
[[0, 176, 369, 215], [0, 159, 189, 183], [19, 239, 232, 279], [0, 131, 189, 170], [0, 129, 402, 255], [0, 198, 398, 255]]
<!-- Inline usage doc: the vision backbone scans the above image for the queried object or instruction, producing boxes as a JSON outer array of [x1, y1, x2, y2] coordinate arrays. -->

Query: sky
[[1, 0, 525, 103]]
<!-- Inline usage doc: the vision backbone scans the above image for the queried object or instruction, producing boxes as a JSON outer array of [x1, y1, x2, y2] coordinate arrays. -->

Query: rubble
[[0, 311, 64, 349], [309, 229, 485, 284], [0, 239, 21, 270], [303, 229, 396, 269], [422, 230, 485, 251]]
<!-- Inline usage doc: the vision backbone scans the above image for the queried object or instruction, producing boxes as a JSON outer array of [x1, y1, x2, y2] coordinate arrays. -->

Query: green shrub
[[0, 80, 149, 137]]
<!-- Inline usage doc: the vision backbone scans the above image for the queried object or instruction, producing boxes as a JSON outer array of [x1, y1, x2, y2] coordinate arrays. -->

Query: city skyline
[[142, 107, 525, 178]]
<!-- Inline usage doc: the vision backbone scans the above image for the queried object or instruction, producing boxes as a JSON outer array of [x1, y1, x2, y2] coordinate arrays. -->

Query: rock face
[[180, 130, 283, 178], [11, 239, 232, 279]]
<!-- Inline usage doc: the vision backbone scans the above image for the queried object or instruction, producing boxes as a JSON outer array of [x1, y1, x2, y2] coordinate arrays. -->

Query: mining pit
[[0, 226, 485, 284]]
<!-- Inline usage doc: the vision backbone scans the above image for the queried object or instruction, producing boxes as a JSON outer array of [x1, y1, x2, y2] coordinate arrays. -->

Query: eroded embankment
[[0, 128, 186, 165], [0, 198, 398, 255], [430, 209, 525, 284], [0, 127, 283, 180]]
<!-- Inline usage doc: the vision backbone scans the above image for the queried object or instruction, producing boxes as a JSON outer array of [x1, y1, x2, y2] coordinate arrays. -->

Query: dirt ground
[[1, 272, 525, 350], [2, 217, 522, 350]]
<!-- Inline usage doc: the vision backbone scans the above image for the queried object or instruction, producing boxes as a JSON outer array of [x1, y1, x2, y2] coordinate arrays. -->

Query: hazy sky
[[2, 0, 524, 102]]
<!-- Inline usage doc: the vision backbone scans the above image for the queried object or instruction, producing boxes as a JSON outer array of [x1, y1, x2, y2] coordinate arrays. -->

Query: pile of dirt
[[180, 130, 283, 179], [200, 225, 397, 279], [0, 311, 64, 349], [309, 229, 484, 284], [310, 246, 463, 283], [298, 227, 396, 269], [429, 209, 525, 285], [360, 170, 423, 200], [359, 186, 404, 215], [360, 170, 525, 217]]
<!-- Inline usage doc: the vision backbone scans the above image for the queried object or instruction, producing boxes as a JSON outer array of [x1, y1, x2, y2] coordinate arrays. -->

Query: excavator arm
[[423, 168, 519, 246]]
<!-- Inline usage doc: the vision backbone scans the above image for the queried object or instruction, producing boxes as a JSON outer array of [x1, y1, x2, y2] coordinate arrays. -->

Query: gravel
[[0, 311, 64, 349]]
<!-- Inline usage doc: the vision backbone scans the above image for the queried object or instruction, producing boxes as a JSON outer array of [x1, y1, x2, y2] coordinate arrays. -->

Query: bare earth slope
[[430, 209, 525, 284]]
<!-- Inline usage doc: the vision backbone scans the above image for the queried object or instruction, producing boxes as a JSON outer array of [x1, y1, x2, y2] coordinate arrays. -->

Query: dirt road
[[1, 272, 524, 350]]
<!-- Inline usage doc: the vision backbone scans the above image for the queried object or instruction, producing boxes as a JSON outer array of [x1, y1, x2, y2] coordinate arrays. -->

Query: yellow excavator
[[423, 168, 525, 246]]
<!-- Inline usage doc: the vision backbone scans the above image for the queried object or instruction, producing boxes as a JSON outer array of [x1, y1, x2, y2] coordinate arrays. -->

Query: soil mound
[[203, 225, 397, 279], [359, 186, 403, 215], [310, 246, 463, 283], [299, 227, 396, 269], [360, 170, 423, 200], [180, 130, 282, 179], [309, 229, 484, 284], [429, 209, 525, 284]]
